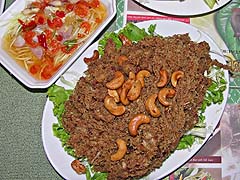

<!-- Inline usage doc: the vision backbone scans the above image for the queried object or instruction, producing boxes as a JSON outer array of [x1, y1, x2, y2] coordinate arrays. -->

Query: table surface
[[0, 0, 124, 179], [0, 0, 239, 180]]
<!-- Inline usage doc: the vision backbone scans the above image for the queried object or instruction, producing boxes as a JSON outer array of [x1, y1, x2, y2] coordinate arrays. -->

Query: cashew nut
[[104, 95, 125, 116], [145, 94, 161, 117], [158, 88, 176, 106], [128, 71, 136, 80], [157, 69, 168, 87], [171, 70, 184, 87], [118, 55, 128, 66], [120, 72, 135, 105], [118, 33, 132, 46], [127, 80, 142, 101], [111, 139, 127, 161], [120, 80, 133, 105], [71, 159, 86, 174], [128, 114, 151, 136], [108, 89, 120, 103], [83, 50, 99, 64], [136, 70, 150, 87], [106, 71, 125, 90]]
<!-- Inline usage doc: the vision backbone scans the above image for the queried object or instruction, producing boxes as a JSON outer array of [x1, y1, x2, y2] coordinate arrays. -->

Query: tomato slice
[[53, 17, 63, 28], [80, 21, 91, 34], [56, 10, 65, 18], [40, 58, 62, 79], [89, 0, 100, 8], [34, 12, 46, 25], [41, 65, 53, 79], [66, 3, 74, 12], [95, 17, 102, 24], [23, 31, 38, 48], [47, 39, 61, 55], [47, 17, 63, 29], [74, 2, 89, 17], [44, 29, 53, 39], [56, 34, 63, 41], [29, 64, 41, 75]]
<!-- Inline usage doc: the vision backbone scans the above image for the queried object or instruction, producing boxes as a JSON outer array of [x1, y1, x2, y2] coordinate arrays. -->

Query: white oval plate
[[42, 20, 229, 180], [0, 0, 116, 89], [133, 0, 231, 16]]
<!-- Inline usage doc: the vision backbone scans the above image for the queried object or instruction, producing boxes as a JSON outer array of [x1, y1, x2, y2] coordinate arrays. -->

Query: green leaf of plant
[[215, 1, 240, 61]]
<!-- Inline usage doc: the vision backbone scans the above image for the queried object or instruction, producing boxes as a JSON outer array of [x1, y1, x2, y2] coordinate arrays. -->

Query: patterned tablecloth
[[0, 0, 239, 180]]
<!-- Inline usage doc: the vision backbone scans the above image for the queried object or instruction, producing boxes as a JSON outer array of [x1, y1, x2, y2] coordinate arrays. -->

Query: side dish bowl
[[0, 0, 116, 89]]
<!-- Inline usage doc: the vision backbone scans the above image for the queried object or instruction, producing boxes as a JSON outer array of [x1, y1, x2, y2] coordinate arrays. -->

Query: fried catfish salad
[[62, 34, 223, 179]]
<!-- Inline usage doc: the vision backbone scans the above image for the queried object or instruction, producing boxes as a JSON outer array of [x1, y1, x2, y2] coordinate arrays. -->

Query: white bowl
[[0, 0, 116, 89]]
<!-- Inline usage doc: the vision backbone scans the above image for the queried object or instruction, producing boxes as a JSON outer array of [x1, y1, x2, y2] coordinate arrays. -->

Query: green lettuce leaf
[[98, 22, 157, 56], [47, 84, 74, 156]]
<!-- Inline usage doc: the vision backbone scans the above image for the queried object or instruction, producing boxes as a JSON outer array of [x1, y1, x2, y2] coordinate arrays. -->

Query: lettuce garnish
[[98, 22, 156, 55], [47, 85, 75, 157]]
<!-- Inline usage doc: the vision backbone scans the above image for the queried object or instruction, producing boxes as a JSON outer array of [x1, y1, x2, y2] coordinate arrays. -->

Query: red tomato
[[23, 31, 38, 48], [44, 29, 53, 39], [56, 34, 63, 41], [47, 40, 61, 55], [47, 19, 54, 29], [95, 17, 102, 24], [89, 0, 100, 8], [74, 2, 89, 17], [80, 21, 91, 34], [40, 58, 62, 79], [29, 64, 41, 74], [66, 3, 74, 12], [47, 17, 63, 29], [56, 10, 65, 18], [40, 57, 54, 79], [41, 64, 53, 79], [53, 17, 63, 28], [34, 13, 46, 25]]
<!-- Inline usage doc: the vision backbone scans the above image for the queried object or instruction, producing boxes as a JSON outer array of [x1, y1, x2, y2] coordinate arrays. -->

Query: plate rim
[[133, 0, 232, 17], [41, 19, 230, 180]]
